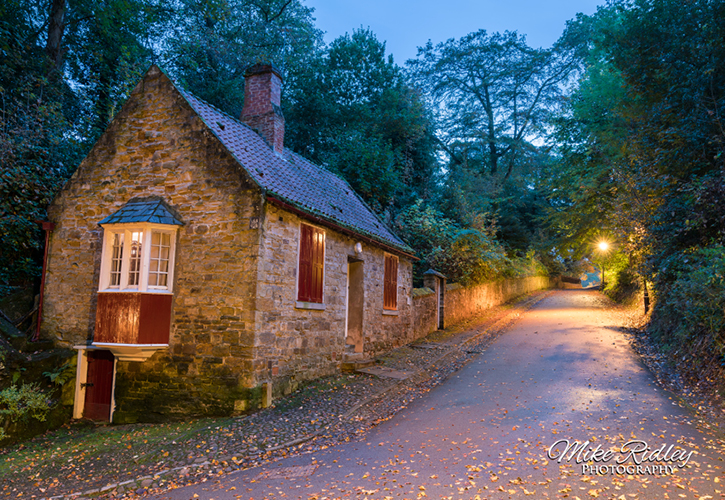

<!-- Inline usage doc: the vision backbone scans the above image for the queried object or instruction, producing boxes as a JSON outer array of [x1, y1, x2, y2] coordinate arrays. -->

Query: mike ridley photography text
[[547, 438, 695, 476]]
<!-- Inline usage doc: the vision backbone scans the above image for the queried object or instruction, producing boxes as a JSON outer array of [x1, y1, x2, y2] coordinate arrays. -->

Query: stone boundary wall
[[411, 287, 438, 338], [412, 276, 555, 338]]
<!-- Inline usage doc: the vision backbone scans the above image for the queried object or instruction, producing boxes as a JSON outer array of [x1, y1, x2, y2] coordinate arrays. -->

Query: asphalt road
[[153, 290, 725, 499]]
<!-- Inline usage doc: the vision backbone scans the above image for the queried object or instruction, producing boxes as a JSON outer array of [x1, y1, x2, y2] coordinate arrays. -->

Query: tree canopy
[[284, 29, 439, 216]]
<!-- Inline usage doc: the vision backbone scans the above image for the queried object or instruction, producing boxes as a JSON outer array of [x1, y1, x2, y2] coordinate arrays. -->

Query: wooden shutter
[[384, 254, 398, 310], [298, 224, 325, 303]]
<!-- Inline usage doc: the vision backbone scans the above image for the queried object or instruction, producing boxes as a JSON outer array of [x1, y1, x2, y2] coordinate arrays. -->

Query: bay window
[[98, 225, 177, 293]]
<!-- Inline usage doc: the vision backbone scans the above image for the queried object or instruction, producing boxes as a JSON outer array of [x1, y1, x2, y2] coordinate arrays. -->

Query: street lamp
[[596, 240, 610, 288]]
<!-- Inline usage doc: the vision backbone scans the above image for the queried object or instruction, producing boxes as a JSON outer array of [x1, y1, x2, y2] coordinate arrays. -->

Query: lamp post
[[597, 241, 610, 289]]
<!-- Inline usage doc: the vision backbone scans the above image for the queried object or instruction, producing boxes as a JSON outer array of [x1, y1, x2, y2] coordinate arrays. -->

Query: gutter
[[266, 197, 419, 261]]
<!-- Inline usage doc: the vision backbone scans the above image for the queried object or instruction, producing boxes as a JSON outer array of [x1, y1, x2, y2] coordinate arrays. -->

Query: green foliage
[[395, 201, 518, 286], [509, 250, 550, 279], [650, 246, 725, 382], [606, 265, 641, 305], [409, 30, 572, 256], [595, 250, 640, 302], [285, 29, 439, 215], [0, 0, 83, 288], [43, 357, 76, 387], [165, 0, 322, 118], [410, 29, 576, 179], [63, 0, 172, 135], [0, 384, 53, 437], [548, 0, 725, 265]]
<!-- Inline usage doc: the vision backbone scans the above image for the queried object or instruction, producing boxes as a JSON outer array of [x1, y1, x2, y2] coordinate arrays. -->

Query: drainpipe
[[33, 221, 55, 342]]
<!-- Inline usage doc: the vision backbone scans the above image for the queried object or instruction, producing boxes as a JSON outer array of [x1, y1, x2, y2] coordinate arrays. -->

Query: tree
[[394, 201, 511, 285], [284, 29, 439, 216], [407, 30, 577, 256], [164, 0, 322, 118], [62, 0, 171, 136], [410, 30, 576, 180], [548, 0, 725, 264], [0, 0, 83, 291], [547, 0, 725, 391]]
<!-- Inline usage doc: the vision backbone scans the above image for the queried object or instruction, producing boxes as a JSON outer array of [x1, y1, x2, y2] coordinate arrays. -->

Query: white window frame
[[98, 223, 178, 293]]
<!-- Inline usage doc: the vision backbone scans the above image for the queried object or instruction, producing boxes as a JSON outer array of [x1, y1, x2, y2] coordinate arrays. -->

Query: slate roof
[[98, 198, 184, 226], [175, 88, 413, 255]]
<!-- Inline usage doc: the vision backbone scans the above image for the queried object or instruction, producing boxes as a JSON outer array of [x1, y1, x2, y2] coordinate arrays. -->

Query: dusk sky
[[303, 0, 604, 63]]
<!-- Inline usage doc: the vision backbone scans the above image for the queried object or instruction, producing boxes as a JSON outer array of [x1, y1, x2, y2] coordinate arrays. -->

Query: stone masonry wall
[[411, 288, 437, 339], [412, 276, 553, 338], [444, 276, 551, 326], [254, 202, 414, 397], [44, 67, 265, 422]]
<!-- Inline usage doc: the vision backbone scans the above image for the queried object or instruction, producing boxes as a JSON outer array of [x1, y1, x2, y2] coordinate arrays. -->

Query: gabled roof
[[98, 198, 184, 226], [175, 84, 414, 256]]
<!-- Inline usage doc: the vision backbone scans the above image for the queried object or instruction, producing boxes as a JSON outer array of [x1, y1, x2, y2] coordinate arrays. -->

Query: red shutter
[[384, 254, 398, 310], [298, 224, 325, 303]]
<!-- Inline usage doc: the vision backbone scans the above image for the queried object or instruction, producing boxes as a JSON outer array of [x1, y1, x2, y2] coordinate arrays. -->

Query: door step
[[341, 358, 376, 373], [356, 365, 413, 380]]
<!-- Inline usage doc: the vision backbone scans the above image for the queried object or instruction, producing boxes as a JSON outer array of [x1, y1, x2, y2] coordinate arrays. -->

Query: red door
[[83, 350, 115, 421]]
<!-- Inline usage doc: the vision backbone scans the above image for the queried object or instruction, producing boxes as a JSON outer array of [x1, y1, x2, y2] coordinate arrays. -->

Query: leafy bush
[[650, 245, 725, 384], [395, 201, 547, 286], [508, 249, 550, 279], [0, 383, 54, 440], [606, 266, 641, 304], [598, 251, 642, 303], [43, 357, 77, 387]]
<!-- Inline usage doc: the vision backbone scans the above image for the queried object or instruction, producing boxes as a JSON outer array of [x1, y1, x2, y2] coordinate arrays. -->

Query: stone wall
[[254, 202, 415, 397], [44, 67, 265, 421], [412, 276, 553, 338], [411, 288, 437, 339], [444, 276, 552, 326]]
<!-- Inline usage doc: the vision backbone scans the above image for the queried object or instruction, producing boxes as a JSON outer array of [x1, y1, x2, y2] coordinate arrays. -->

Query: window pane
[[127, 232, 142, 286], [110, 233, 123, 287], [148, 231, 170, 289]]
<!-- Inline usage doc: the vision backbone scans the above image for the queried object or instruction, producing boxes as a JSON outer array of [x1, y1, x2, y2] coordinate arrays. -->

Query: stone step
[[341, 358, 376, 373], [343, 351, 365, 360]]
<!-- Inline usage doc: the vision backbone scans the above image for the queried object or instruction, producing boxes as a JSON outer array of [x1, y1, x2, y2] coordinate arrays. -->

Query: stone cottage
[[42, 65, 417, 423]]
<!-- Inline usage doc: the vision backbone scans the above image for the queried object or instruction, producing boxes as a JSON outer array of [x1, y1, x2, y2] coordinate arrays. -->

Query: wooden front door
[[83, 350, 115, 421]]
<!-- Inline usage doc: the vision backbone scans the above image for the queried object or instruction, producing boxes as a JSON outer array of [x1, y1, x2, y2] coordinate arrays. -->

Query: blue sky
[[302, 0, 603, 63]]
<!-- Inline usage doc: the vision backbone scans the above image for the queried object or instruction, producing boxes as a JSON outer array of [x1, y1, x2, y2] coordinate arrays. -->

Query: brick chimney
[[241, 64, 285, 154]]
